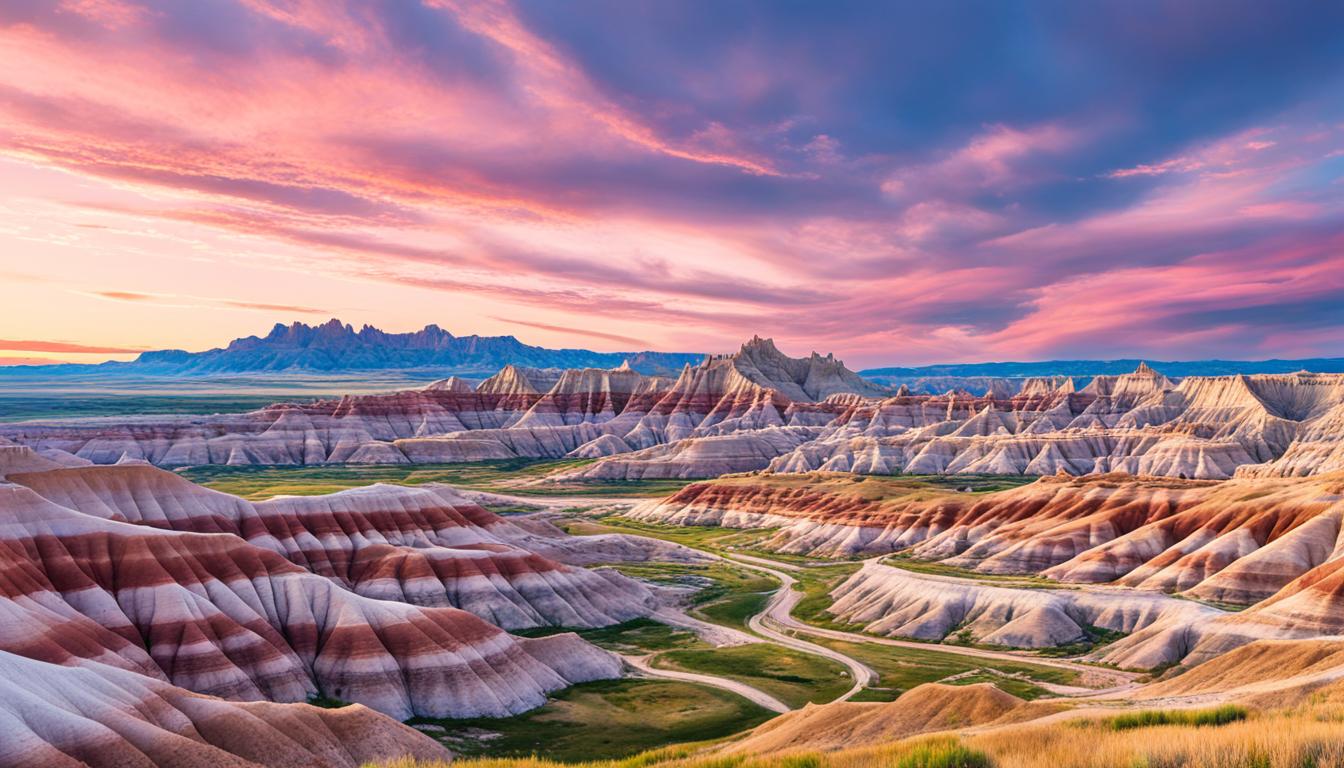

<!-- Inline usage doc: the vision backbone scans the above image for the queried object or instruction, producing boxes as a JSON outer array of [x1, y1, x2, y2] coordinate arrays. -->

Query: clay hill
[[0, 445, 671, 765], [3, 319, 702, 376], [6, 338, 1344, 483], [634, 470, 1344, 668]]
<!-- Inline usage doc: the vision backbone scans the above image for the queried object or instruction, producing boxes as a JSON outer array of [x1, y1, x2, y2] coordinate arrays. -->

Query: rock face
[[638, 469, 1344, 669], [5, 349, 1344, 483], [8, 465, 656, 630], [829, 561, 1219, 649], [0, 449, 649, 763], [766, 368, 1344, 480], [634, 473, 1344, 599], [0, 648, 452, 767], [860, 356, 1344, 387]]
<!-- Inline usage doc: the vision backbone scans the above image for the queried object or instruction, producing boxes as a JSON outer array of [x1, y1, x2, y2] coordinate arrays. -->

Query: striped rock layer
[[0, 452, 639, 764], [5, 343, 1344, 482], [6, 464, 656, 630], [635, 471, 1344, 668], [0, 649, 450, 768]]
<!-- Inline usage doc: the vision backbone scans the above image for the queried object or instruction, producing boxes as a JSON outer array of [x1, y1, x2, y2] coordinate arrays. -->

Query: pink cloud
[[0, 338, 147, 354], [0, 2, 1340, 367], [884, 123, 1077, 199]]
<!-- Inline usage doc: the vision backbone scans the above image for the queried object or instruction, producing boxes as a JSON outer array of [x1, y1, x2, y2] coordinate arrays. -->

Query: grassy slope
[[803, 637, 1077, 701], [684, 472, 1036, 502], [410, 679, 774, 762], [0, 394, 315, 422], [652, 644, 854, 709], [182, 459, 696, 499], [514, 618, 706, 655], [567, 516, 1084, 704], [384, 693, 1344, 768]]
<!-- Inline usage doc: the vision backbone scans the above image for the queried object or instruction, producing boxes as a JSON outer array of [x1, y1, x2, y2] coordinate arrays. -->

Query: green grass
[[608, 562, 779, 608], [180, 459, 696, 499], [1033, 624, 1129, 657], [848, 686, 903, 702], [411, 679, 773, 761], [305, 694, 354, 709], [694, 590, 771, 629], [880, 554, 1060, 588], [652, 643, 853, 708], [800, 636, 1078, 700], [0, 393, 320, 422], [570, 516, 847, 567], [1104, 705, 1248, 731], [892, 738, 994, 768], [571, 517, 788, 554], [514, 618, 705, 654], [789, 563, 865, 630]]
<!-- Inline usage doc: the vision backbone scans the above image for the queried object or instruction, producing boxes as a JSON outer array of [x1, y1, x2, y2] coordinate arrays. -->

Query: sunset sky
[[1, 0, 1342, 368]]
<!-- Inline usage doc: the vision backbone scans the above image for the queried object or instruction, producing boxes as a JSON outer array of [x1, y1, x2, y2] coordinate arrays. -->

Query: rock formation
[[636, 469, 1344, 668], [0, 446, 675, 762], [828, 560, 1220, 650], [5, 348, 1344, 484], [0, 648, 452, 766], [7, 464, 657, 630]]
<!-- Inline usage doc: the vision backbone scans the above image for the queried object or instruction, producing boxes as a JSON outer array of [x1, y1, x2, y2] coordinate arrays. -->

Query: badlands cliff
[[0, 445, 672, 764], [634, 470, 1344, 667], [4, 342, 1344, 484]]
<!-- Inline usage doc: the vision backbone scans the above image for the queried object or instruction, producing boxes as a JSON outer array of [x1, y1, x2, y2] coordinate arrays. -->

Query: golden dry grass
[[370, 678, 1344, 768]]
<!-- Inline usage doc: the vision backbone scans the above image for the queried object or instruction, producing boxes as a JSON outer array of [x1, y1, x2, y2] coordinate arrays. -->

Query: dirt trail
[[622, 653, 790, 713], [724, 554, 1139, 693], [539, 500, 1138, 707]]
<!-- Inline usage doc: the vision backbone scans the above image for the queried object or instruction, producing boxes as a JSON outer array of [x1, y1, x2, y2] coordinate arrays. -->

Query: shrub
[[892, 738, 993, 768], [1107, 705, 1247, 731], [772, 753, 823, 768]]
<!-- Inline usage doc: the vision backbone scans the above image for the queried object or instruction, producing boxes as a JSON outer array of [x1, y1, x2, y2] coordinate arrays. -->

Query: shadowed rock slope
[[0, 447, 652, 763], [0, 650, 451, 767]]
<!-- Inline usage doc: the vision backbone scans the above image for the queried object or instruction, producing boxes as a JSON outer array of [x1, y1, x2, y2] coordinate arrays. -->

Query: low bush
[[1106, 704, 1247, 731], [891, 738, 993, 768]]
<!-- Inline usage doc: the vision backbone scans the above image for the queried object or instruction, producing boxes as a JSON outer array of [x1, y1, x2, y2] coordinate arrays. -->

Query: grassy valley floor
[[410, 678, 774, 762], [181, 459, 697, 499]]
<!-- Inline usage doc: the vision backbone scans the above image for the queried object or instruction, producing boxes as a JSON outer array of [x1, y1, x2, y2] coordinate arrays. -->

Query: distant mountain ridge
[[861, 357, 1344, 383], [8, 319, 704, 377]]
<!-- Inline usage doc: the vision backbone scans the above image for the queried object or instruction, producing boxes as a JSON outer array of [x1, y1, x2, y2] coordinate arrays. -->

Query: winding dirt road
[[544, 501, 1138, 709], [722, 553, 1139, 695], [622, 653, 791, 713]]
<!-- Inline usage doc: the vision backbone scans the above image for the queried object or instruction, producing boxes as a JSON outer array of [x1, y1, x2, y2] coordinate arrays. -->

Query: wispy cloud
[[0, 339, 147, 354], [0, 1, 1342, 365], [89, 290, 329, 315], [486, 316, 649, 348]]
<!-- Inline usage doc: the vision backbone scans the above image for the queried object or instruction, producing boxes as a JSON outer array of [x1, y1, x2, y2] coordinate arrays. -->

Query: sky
[[1, 0, 1342, 369]]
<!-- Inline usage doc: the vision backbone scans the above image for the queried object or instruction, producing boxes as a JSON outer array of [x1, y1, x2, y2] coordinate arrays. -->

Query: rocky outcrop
[[7, 464, 655, 630], [637, 470, 1344, 668], [0, 461, 665, 739], [0, 476, 625, 720], [757, 369, 1344, 481], [635, 472, 1344, 605], [829, 561, 1219, 649], [5, 352, 1344, 483], [0, 649, 451, 767]]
